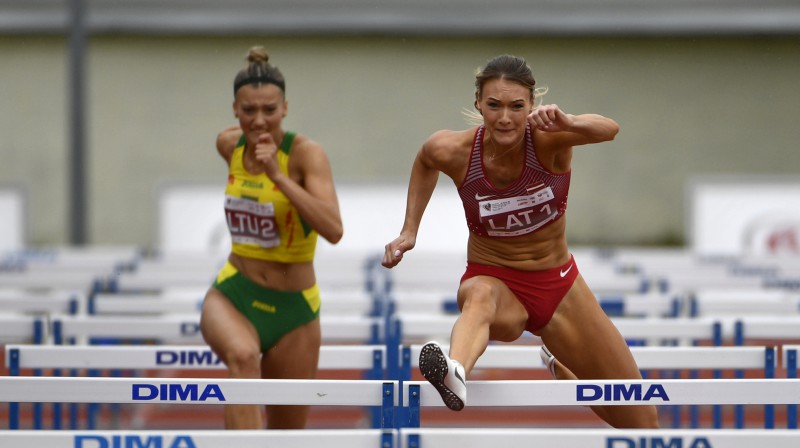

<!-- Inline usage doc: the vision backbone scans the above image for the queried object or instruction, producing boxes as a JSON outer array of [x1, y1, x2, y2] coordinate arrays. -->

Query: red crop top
[[457, 125, 571, 238]]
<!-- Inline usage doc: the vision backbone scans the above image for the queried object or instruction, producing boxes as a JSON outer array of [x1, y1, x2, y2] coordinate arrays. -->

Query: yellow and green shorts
[[212, 262, 320, 351]]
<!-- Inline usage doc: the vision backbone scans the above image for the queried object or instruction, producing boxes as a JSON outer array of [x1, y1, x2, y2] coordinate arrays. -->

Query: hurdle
[[595, 292, 682, 317], [90, 289, 382, 317], [107, 270, 217, 293], [401, 378, 800, 428], [733, 316, 800, 346], [0, 314, 45, 344], [387, 290, 679, 318], [5, 344, 385, 375], [89, 292, 204, 315], [1, 246, 141, 270], [388, 315, 725, 347], [1, 428, 797, 448], [0, 270, 104, 294], [0, 377, 398, 432], [50, 314, 384, 345], [398, 428, 800, 448], [0, 429, 395, 448], [400, 345, 774, 374], [383, 315, 726, 385], [400, 344, 776, 429], [0, 291, 82, 316], [5, 344, 387, 430], [106, 251, 384, 295], [688, 289, 800, 317], [0, 315, 46, 433]]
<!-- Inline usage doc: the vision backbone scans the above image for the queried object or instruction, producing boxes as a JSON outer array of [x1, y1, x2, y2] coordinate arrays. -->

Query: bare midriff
[[227, 253, 316, 291], [466, 216, 571, 271]]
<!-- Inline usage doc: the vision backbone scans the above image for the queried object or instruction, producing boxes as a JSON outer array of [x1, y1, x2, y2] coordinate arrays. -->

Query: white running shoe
[[418, 341, 467, 411], [540, 344, 557, 379]]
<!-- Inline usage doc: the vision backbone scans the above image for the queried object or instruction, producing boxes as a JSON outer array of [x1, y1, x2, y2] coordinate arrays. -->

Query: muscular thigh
[[200, 288, 261, 362], [536, 275, 642, 381], [457, 276, 528, 342]]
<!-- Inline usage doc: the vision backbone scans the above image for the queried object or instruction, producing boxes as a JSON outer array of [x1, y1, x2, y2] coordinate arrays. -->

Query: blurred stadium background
[[1, 0, 799, 252]]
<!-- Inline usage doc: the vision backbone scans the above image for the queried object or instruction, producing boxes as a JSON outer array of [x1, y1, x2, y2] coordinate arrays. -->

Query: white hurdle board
[[0, 314, 43, 344], [5, 344, 386, 371], [91, 290, 377, 317], [0, 290, 81, 315], [399, 428, 800, 448], [393, 315, 724, 344], [0, 430, 392, 448], [404, 345, 773, 371], [734, 316, 800, 341], [404, 379, 800, 407], [0, 377, 398, 407], [0, 428, 797, 448], [52, 315, 383, 344]]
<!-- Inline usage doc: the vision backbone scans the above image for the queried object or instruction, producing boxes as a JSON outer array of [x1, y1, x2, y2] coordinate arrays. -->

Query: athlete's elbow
[[604, 120, 620, 141], [323, 225, 344, 245]]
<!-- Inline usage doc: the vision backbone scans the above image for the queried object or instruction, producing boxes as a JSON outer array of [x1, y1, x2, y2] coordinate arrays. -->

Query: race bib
[[478, 187, 558, 237], [225, 196, 280, 248]]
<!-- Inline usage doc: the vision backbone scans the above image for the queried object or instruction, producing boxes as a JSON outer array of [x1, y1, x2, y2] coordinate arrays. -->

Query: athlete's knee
[[459, 281, 499, 317], [222, 345, 262, 378]]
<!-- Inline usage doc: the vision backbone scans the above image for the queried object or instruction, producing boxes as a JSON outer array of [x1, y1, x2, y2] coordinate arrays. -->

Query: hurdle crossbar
[[5, 344, 386, 371], [403, 378, 800, 428], [399, 428, 800, 448], [3, 428, 797, 448], [734, 316, 800, 343], [0, 315, 44, 343], [52, 314, 383, 344], [0, 292, 81, 315], [92, 290, 383, 317], [90, 293, 202, 315], [4, 344, 388, 430], [0, 429, 396, 448], [403, 344, 774, 371], [0, 377, 398, 407], [405, 379, 799, 408], [392, 315, 723, 343]]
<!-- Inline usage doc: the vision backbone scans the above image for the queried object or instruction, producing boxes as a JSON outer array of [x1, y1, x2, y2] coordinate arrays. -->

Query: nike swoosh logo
[[475, 193, 496, 201], [559, 264, 574, 278], [454, 367, 466, 385]]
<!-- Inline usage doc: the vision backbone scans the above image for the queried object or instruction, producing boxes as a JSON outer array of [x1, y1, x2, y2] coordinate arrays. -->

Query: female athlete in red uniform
[[383, 54, 658, 428]]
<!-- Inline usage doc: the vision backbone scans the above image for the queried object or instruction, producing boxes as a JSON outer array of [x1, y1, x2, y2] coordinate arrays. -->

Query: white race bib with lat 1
[[478, 187, 558, 237]]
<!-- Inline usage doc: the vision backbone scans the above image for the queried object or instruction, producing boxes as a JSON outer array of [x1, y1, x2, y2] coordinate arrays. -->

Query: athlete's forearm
[[566, 114, 619, 143], [400, 152, 440, 238], [272, 172, 343, 244]]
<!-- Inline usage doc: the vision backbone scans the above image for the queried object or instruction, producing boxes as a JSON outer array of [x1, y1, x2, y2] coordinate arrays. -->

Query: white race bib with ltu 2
[[225, 196, 280, 248]]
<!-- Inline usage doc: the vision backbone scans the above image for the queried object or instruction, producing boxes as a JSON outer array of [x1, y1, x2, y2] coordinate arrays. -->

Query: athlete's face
[[477, 78, 533, 147], [233, 83, 287, 147]]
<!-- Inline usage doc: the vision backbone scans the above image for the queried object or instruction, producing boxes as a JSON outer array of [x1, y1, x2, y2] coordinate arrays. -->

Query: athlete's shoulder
[[425, 127, 476, 153], [286, 132, 325, 159], [420, 127, 476, 174], [216, 125, 243, 161]]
